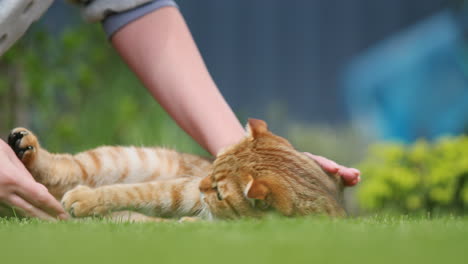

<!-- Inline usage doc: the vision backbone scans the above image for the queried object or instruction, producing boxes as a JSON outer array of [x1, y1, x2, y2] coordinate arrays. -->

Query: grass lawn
[[1, 216, 467, 264]]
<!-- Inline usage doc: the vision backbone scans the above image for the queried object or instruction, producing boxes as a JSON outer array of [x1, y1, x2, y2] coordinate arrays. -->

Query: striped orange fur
[[7, 119, 345, 221]]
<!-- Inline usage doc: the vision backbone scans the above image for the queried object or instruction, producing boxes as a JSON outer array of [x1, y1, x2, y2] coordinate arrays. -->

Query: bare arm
[[111, 7, 244, 156]]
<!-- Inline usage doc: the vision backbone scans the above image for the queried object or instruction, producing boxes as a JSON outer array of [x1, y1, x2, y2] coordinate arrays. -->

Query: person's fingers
[[350, 177, 360, 186], [338, 167, 358, 180], [304, 153, 339, 173], [1, 138, 16, 157], [1, 139, 28, 169], [15, 180, 68, 220], [1, 141, 18, 163], [304, 152, 362, 187], [338, 167, 361, 186], [7, 194, 56, 221]]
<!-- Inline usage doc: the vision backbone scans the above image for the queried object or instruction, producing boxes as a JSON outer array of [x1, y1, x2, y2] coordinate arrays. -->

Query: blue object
[[343, 10, 468, 142]]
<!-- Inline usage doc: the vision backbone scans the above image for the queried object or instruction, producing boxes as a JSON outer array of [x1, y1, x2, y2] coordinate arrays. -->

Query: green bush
[[358, 137, 468, 214]]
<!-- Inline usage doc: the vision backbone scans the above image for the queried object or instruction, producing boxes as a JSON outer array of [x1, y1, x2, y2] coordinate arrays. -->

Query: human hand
[[0, 139, 68, 220], [304, 153, 361, 186]]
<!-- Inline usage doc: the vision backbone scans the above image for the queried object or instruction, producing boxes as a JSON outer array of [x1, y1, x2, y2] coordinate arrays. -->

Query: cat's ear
[[244, 177, 270, 200], [246, 118, 269, 138]]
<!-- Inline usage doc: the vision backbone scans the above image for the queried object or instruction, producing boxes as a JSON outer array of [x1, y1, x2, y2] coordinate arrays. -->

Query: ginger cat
[[7, 119, 345, 221]]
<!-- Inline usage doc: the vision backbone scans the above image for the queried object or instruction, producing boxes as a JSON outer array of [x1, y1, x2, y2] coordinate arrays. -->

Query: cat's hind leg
[[61, 177, 204, 219]]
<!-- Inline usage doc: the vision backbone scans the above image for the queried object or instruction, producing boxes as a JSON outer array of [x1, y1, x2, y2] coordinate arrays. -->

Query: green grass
[[1, 216, 467, 264]]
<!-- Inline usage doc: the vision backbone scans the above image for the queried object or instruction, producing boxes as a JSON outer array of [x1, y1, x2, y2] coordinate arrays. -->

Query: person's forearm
[[111, 7, 244, 156]]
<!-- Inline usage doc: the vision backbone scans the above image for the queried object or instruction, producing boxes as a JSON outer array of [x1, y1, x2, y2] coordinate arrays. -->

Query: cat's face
[[199, 119, 346, 219]]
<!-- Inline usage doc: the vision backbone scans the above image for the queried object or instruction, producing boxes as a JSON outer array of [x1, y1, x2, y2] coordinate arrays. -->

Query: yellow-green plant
[[358, 136, 468, 214]]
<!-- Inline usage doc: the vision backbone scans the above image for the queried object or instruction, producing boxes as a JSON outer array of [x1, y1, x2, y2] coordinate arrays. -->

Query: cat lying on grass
[[8, 119, 345, 222]]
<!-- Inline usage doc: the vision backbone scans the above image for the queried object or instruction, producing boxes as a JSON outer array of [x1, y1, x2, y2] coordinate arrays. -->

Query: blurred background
[[1, 0, 468, 214]]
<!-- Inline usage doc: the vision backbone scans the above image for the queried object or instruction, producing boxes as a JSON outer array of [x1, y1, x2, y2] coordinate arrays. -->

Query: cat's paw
[[8, 128, 39, 165], [62, 185, 109, 218]]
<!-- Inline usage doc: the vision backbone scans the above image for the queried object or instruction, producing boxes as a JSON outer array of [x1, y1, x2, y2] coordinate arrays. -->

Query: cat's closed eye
[[214, 186, 223, 200]]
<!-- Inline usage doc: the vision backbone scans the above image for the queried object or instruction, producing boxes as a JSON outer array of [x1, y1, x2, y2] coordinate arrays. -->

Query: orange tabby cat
[[7, 119, 345, 221]]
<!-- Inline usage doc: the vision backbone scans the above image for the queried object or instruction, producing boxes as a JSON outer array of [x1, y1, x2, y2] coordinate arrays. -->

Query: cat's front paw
[[62, 185, 109, 218], [8, 127, 39, 166]]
